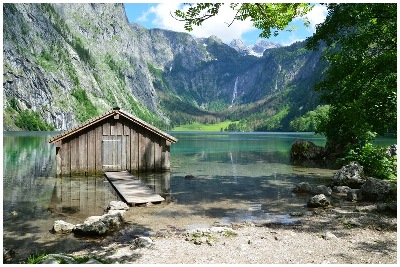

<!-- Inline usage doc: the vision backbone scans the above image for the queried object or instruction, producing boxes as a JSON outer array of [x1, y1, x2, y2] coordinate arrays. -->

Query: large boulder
[[290, 139, 326, 161], [330, 162, 365, 188], [359, 177, 397, 202], [52, 201, 129, 236], [73, 212, 124, 235]]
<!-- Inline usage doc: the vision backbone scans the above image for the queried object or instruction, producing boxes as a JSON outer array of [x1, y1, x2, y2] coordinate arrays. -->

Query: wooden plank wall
[[58, 116, 172, 176]]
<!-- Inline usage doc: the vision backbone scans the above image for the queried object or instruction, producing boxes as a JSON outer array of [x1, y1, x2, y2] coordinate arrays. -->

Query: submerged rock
[[293, 182, 313, 194], [290, 139, 326, 161], [293, 182, 332, 196]]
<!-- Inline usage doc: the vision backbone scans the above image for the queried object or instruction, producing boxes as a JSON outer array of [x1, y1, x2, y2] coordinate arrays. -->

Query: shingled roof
[[49, 108, 177, 144]]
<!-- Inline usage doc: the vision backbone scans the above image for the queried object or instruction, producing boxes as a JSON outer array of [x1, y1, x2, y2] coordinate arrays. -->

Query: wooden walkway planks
[[105, 171, 164, 205]]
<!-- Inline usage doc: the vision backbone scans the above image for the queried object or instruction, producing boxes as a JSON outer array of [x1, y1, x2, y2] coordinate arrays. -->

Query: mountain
[[3, 3, 327, 132], [229, 39, 282, 57]]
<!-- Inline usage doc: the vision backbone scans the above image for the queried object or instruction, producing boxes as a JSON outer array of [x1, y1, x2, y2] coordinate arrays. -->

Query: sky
[[123, 3, 328, 46]]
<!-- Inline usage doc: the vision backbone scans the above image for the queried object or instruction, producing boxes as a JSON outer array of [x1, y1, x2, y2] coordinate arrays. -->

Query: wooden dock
[[105, 171, 164, 205]]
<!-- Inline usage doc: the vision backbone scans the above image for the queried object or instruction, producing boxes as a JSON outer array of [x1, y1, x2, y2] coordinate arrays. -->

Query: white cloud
[[145, 3, 257, 43], [136, 9, 151, 23], [281, 34, 306, 47], [147, 3, 185, 32], [139, 3, 328, 45], [305, 4, 328, 32]]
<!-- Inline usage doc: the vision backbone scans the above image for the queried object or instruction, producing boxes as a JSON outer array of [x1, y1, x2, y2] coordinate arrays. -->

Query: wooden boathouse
[[49, 107, 177, 176]]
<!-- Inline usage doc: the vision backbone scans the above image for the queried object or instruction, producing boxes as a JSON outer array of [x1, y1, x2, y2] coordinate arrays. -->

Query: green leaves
[[174, 3, 312, 39], [174, 3, 223, 32], [15, 110, 54, 131], [343, 143, 397, 180], [306, 4, 397, 149]]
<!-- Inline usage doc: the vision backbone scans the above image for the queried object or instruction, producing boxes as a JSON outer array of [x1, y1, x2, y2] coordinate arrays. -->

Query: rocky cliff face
[[3, 3, 325, 131]]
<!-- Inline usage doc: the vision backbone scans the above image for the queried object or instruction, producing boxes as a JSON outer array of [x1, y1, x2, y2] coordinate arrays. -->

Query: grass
[[172, 121, 238, 132]]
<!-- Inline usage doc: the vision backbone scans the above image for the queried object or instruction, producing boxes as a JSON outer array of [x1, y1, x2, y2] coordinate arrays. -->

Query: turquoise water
[[2, 131, 396, 261]]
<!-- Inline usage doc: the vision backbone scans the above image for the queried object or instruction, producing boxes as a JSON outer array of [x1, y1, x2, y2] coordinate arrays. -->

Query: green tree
[[175, 3, 396, 152], [174, 3, 312, 38], [15, 109, 54, 131], [290, 105, 330, 132], [306, 4, 397, 151]]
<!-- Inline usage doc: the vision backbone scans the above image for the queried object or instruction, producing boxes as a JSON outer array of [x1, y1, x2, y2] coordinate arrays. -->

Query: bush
[[71, 87, 98, 122], [343, 143, 397, 180], [15, 109, 54, 131]]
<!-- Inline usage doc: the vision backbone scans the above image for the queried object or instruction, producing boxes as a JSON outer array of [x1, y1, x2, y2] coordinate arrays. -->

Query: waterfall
[[231, 77, 238, 105]]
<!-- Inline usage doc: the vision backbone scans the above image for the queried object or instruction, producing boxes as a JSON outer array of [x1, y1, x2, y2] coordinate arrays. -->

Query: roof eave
[[48, 109, 177, 144]]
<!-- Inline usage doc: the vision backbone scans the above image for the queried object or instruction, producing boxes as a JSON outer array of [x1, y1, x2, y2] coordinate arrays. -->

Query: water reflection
[[3, 132, 56, 217], [48, 176, 120, 220], [3, 131, 396, 262], [139, 172, 172, 202]]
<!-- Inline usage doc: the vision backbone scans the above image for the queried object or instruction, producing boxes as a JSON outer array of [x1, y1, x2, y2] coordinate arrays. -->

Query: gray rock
[[40, 257, 60, 264], [332, 186, 352, 194], [85, 258, 102, 264], [53, 220, 75, 234], [293, 183, 332, 196], [322, 231, 338, 240], [354, 204, 377, 212], [107, 200, 129, 211], [312, 185, 332, 196], [347, 189, 361, 202], [293, 182, 313, 193], [3, 248, 16, 262], [73, 212, 124, 235], [359, 177, 396, 201], [307, 194, 330, 208], [134, 236, 153, 248], [106, 209, 126, 217], [330, 162, 365, 188], [290, 139, 326, 160], [40, 254, 78, 264], [377, 202, 397, 213]]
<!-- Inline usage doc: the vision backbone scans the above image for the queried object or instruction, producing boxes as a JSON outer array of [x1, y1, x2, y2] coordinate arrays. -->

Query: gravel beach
[[69, 200, 397, 264]]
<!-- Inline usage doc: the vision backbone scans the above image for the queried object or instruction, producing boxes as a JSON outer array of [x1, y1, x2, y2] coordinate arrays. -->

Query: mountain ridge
[[229, 39, 282, 57], [3, 3, 326, 132]]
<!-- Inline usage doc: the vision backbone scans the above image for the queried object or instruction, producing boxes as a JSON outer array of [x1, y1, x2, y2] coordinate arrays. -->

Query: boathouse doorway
[[102, 135, 123, 171]]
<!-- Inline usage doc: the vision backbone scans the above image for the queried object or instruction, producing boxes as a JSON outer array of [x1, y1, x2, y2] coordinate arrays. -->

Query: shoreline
[[15, 199, 395, 264], [74, 201, 397, 264], [74, 200, 397, 264]]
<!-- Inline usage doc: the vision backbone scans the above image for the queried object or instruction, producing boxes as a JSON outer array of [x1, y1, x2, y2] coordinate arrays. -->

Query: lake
[[2, 131, 395, 262]]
